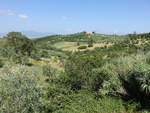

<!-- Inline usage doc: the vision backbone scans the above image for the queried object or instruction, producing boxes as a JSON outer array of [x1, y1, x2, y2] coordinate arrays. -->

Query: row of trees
[[128, 32, 150, 40]]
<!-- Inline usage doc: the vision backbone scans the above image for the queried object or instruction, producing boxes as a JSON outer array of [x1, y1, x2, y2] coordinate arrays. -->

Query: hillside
[[0, 32, 150, 113], [34, 32, 125, 43], [34, 32, 128, 51]]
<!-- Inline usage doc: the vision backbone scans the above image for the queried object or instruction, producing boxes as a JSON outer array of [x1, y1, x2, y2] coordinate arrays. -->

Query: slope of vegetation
[[0, 32, 150, 113], [34, 32, 127, 52]]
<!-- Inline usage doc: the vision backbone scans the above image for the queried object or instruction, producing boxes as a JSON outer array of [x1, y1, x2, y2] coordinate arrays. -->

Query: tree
[[0, 66, 43, 113], [3, 32, 36, 63], [77, 41, 80, 46], [88, 38, 94, 47], [4, 32, 35, 56]]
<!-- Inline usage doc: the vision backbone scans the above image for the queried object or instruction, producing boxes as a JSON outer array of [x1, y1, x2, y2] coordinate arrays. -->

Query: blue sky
[[0, 0, 150, 34]]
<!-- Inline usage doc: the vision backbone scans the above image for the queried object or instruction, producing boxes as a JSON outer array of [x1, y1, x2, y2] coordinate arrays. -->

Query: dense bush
[[146, 52, 150, 64], [43, 85, 72, 113], [92, 63, 122, 95], [115, 54, 150, 106], [0, 65, 43, 113], [63, 52, 106, 91], [0, 47, 16, 60], [53, 92, 139, 113], [87, 38, 94, 47], [88, 43, 93, 47], [78, 45, 87, 49], [42, 65, 60, 82], [0, 59, 4, 68], [77, 42, 80, 46]]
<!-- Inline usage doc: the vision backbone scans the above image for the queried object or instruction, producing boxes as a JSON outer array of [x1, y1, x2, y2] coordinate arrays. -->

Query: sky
[[0, 0, 150, 34]]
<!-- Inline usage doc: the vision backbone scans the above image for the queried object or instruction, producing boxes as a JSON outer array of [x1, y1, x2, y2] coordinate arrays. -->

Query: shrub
[[43, 65, 56, 77], [115, 54, 150, 106], [146, 52, 150, 64], [124, 101, 141, 112], [77, 42, 80, 46], [91, 63, 122, 96], [78, 45, 87, 49], [42, 65, 59, 82], [43, 84, 72, 113], [0, 65, 43, 113], [88, 43, 93, 47], [54, 92, 127, 113], [0, 59, 4, 68], [64, 52, 106, 91]]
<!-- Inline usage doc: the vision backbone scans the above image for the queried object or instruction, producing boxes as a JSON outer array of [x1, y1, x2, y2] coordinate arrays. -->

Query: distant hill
[[0, 33, 5, 38], [34, 32, 124, 44], [21, 31, 57, 38], [0, 31, 57, 38]]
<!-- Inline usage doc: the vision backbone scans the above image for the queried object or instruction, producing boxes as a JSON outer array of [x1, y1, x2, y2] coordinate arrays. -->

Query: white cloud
[[61, 16, 71, 21], [0, 9, 29, 19], [18, 14, 28, 19]]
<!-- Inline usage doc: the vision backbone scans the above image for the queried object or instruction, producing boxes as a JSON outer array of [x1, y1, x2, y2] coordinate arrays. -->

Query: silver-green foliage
[[92, 63, 122, 96], [0, 65, 43, 113], [115, 53, 150, 97]]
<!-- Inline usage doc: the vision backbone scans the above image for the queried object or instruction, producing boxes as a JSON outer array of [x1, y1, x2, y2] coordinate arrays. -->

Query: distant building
[[85, 32, 94, 35]]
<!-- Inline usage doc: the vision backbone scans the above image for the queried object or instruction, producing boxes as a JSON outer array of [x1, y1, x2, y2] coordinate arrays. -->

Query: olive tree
[[0, 65, 43, 113]]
